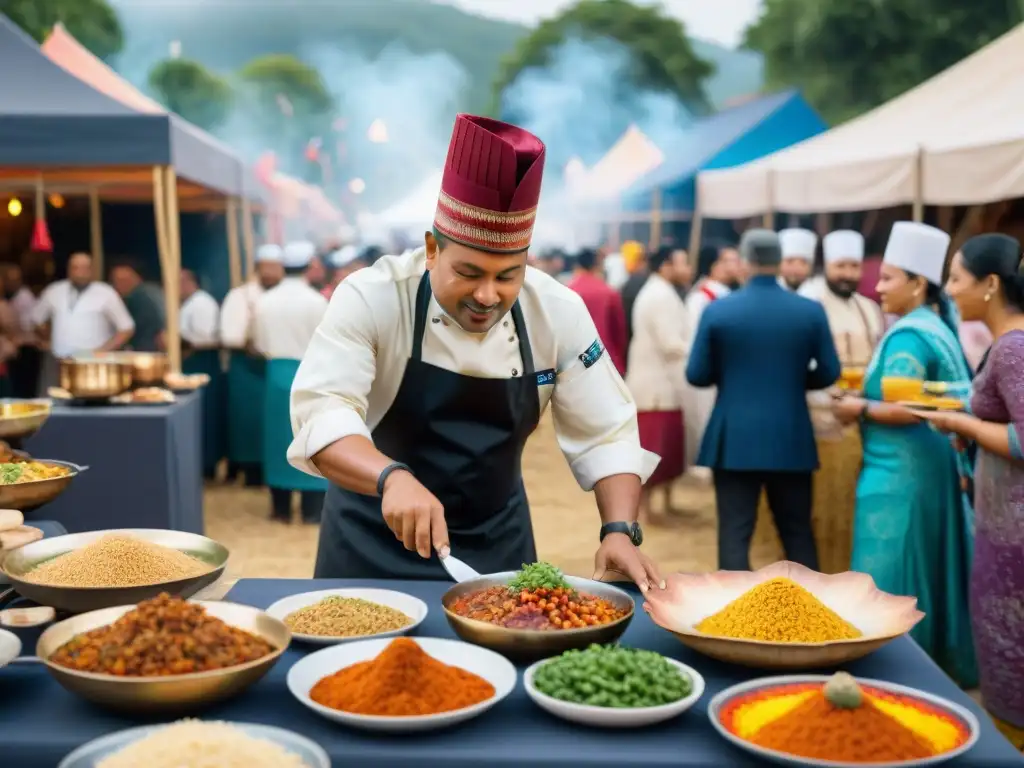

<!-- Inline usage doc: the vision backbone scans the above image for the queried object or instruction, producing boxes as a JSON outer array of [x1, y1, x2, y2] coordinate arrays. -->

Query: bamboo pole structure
[[88, 188, 104, 274], [226, 197, 242, 288], [164, 167, 183, 373], [648, 189, 662, 251], [912, 147, 925, 223], [241, 197, 256, 278]]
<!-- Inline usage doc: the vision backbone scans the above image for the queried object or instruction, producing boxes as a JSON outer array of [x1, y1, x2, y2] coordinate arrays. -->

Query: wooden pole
[[688, 209, 703, 264], [241, 197, 256, 278], [648, 189, 662, 251], [912, 147, 925, 223], [88, 188, 104, 275], [226, 197, 242, 288], [164, 168, 183, 373]]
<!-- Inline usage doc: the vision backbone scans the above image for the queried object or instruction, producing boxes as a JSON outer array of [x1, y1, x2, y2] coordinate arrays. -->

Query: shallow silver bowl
[[0, 459, 88, 511], [2, 528, 228, 613], [441, 572, 635, 661], [38, 600, 290, 715]]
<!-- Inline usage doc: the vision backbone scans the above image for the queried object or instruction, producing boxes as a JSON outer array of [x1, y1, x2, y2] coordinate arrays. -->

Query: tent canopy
[[0, 16, 243, 196], [626, 89, 825, 212], [572, 126, 664, 203], [697, 23, 1024, 217]]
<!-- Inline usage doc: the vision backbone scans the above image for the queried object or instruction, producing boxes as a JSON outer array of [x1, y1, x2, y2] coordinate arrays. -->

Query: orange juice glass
[[839, 366, 865, 391], [881, 376, 923, 402]]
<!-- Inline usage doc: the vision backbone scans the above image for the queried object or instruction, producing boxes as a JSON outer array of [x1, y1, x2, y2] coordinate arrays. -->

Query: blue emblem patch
[[578, 339, 605, 369], [535, 369, 556, 386]]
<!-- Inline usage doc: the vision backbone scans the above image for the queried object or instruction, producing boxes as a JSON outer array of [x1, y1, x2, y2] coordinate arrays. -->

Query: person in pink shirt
[[566, 247, 628, 375]]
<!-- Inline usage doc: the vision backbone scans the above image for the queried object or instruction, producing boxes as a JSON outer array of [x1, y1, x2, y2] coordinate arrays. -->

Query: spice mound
[[696, 577, 861, 643], [49, 593, 274, 676], [720, 673, 971, 763], [96, 719, 306, 768], [284, 595, 413, 638], [449, 561, 629, 630], [20, 534, 213, 588], [309, 637, 495, 716], [535, 644, 691, 708]]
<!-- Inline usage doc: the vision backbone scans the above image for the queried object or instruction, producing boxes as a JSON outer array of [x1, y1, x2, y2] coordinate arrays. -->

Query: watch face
[[630, 522, 643, 547]]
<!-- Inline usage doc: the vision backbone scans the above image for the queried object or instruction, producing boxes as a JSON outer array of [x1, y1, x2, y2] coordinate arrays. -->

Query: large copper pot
[[86, 351, 170, 386], [59, 358, 133, 399]]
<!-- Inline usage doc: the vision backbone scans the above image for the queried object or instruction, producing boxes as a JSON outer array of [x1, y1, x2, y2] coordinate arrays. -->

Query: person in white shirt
[[323, 245, 370, 300], [179, 269, 224, 478], [220, 244, 285, 486], [778, 228, 818, 292], [626, 246, 691, 524], [31, 252, 134, 393], [289, 114, 662, 588], [256, 241, 329, 523]]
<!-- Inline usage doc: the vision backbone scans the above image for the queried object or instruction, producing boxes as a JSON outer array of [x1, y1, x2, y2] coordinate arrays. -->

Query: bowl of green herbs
[[525, 644, 704, 727], [440, 562, 635, 661]]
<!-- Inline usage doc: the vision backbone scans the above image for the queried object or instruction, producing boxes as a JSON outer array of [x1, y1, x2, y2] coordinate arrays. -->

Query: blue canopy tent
[[622, 90, 826, 246]]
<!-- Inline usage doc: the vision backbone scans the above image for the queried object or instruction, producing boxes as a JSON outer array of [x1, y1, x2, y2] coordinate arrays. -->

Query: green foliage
[[238, 53, 334, 121], [2, 0, 123, 59], [148, 58, 233, 132], [492, 0, 714, 114], [744, 0, 1024, 124]]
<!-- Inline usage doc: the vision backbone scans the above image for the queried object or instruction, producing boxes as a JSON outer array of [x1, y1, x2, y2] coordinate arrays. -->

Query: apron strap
[[411, 271, 535, 375]]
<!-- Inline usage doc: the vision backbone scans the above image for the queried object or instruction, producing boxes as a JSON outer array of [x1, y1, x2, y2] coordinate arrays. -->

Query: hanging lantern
[[30, 178, 53, 253]]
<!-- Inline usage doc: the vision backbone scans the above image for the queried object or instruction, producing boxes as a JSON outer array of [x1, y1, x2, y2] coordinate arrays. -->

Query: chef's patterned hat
[[433, 114, 546, 254]]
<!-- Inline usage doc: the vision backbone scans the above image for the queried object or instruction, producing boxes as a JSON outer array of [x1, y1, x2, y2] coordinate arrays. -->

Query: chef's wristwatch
[[599, 521, 643, 547]]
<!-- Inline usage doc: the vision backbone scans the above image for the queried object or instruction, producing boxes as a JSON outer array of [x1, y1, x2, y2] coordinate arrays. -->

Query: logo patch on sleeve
[[578, 339, 605, 369], [535, 369, 556, 386]]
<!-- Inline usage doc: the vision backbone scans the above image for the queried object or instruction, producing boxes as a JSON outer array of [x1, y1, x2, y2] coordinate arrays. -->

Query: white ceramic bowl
[[524, 654, 705, 728], [0, 628, 21, 669], [286, 636, 516, 733], [266, 588, 427, 645], [708, 675, 981, 767], [58, 722, 330, 768]]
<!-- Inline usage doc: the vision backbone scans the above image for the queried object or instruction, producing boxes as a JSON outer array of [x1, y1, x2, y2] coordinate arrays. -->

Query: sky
[[443, 0, 764, 47]]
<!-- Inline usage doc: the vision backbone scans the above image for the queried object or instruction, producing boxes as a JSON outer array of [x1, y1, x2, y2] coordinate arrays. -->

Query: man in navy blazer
[[686, 229, 841, 571]]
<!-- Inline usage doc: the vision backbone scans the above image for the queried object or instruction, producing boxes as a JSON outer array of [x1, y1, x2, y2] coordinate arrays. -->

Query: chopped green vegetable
[[0, 463, 24, 484], [533, 644, 691, 708], [507, 561, 571, 593]]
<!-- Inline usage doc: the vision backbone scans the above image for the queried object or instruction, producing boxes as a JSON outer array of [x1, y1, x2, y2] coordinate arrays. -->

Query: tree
[[237, 54, 335, 123], [492, 0, 714, 116], [744, 0, 1024, 125], [148, 59, 234, 133], [1, 0, 123, 59]]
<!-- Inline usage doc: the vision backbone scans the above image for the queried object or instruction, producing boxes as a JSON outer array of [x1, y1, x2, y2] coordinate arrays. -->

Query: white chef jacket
[[684, 278, 730, 335], [288, 248, 659, 491], [179, 290, 221, 347], [253, 277, 328, 361], [220, 281, 263, 349], [626, 274, 690, 411], [31, 280, 134, 358]]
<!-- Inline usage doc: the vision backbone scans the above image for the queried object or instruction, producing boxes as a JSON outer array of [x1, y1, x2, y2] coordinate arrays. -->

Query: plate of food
[[0, 456, 86, 511], [441, 561, 634, 660], [286, 636, 516, 732], [643, 561, 924, 670], [59, 720, 329, 768], [708, 672, 979, 767], [898, 398, 965, 412], [524, 644, 704, 728], [265, 588, 427, 645], [110, 387, 176, 405], [164, 372, 210, 392]]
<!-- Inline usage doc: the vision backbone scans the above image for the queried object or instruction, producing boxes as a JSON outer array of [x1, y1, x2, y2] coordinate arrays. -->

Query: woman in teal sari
[[833, 222, 977, 687]]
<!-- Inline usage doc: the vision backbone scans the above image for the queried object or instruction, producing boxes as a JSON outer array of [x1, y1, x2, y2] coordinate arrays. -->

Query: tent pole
[[649, 189, 663, 251], [688, 208, 703, 263], [912, 147, 925, 223], [762, 169, 775, 229], [164, 168, 183, 374], [88, 188, 104, 275], [226, 197, 242, 289], [241, 198, 256, 278]]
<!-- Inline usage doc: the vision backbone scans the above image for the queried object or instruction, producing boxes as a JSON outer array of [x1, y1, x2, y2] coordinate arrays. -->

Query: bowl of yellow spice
[[266, 589, 427, 646], [643, 561, 925, 670]]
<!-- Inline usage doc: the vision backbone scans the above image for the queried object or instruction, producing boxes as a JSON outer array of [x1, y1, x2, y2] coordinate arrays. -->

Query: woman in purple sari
[[921, 233, 1024, 749]]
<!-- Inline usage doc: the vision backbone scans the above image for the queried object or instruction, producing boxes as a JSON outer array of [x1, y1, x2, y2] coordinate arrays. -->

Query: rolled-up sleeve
[[550, 293, 660, 491], [287, 280, 379, 476]]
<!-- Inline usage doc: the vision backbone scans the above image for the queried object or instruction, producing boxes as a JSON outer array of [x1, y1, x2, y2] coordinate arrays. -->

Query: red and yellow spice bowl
[[708, 675, 980, 767]]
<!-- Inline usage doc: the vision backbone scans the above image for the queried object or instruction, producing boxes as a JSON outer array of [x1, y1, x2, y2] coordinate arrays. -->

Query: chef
[[220, 244, 285, 486], [323, 245, 369, 300], [778, 228, 818, 292], [179, 269, 224, 479], [288, 114, 663, 589], [255, 241, 329, 523]]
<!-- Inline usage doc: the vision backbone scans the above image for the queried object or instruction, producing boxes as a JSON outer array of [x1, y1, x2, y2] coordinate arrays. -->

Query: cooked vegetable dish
[[0, 461, 70, 485]]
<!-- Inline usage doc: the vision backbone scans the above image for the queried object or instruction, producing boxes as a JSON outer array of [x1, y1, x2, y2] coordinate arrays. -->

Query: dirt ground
[[204, 412, 780, 580]]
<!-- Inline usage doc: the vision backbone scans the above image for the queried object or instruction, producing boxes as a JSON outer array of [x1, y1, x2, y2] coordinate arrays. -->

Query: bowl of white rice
[[58, 720, 330, 768]]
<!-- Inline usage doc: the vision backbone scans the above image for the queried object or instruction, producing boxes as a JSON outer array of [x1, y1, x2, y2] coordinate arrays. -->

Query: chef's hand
[[380, 470, 450, 559], [593, 533, 664, 593]]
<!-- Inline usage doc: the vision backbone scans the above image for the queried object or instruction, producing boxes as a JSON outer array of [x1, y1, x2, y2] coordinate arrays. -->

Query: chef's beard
[[826, 278, 858, 299], [785, 277, 805, 291]]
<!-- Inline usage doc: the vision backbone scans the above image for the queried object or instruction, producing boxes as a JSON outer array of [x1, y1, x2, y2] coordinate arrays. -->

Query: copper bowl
[[0, 399, 51, 439], [90, 352, 169, 386], [59, 358, 132, 399]]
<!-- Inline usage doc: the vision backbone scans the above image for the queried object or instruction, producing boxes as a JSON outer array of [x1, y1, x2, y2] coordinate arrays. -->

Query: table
[[1, 578, 1021, 767], [23, 392, 203, 534]]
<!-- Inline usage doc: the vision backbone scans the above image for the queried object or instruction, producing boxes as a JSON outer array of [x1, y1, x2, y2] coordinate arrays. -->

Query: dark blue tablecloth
[[23, 392, 204, 533], [0, 578, 1020, 767]]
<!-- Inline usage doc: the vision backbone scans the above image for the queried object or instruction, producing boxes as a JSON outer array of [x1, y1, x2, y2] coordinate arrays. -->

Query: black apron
[[314, 272, 541, 579]]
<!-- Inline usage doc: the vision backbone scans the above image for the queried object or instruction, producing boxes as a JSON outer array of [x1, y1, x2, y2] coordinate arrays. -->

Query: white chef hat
[[329, 245, 358, 269], [255, 243, 283, 263], [282, 241, 316, 269], [883, 222, 950, 286], [823, 230, 865, 264], [779, 228, 818, 262]]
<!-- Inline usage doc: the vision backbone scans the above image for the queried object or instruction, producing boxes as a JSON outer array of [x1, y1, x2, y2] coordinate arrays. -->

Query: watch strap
[[376, 462, 412, 497], [600, 521, 639, 545]]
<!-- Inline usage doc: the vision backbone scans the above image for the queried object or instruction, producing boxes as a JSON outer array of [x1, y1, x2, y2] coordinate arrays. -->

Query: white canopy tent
[[697, 23, 1024, 217], [370, 169, 443, 227], [572, 126, 664, 203]]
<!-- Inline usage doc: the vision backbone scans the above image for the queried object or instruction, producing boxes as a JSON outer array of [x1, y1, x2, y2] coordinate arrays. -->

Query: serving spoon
[[439, 551, 480, 583]]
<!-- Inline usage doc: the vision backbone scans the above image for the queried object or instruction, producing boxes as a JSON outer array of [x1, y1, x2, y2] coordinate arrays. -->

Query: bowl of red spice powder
[[708, 673, 980, 767], [285, 636, 517, 733]]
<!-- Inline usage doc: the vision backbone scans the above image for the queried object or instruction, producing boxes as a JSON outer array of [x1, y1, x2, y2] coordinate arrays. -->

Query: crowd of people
[[555, 222, 1023, 749]]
